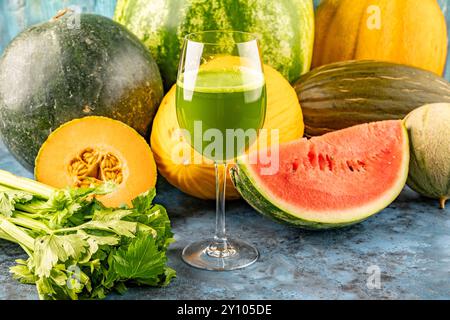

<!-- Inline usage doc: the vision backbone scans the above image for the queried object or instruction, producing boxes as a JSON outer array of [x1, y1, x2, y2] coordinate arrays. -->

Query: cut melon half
[[35, 116, 157, 207], [232, 120, 409, 229]]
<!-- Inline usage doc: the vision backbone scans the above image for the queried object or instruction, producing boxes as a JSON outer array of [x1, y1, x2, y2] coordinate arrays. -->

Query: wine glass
[[176, 31, 267, 271]]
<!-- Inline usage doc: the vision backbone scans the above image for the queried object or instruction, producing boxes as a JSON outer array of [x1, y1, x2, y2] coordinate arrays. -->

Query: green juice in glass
[[176, 67, 267, 161]]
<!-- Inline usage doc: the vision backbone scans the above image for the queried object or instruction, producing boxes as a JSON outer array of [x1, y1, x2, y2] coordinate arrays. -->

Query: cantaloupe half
[[35, 116, 157, 207]]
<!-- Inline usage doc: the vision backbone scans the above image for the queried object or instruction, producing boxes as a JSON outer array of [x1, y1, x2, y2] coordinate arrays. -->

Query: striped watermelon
[[114, 0, 315, 89]]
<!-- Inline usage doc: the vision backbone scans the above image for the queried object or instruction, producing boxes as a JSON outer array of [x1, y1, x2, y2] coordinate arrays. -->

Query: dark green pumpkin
[[294, 60, 450, 136], [0, 11, 163, 171]]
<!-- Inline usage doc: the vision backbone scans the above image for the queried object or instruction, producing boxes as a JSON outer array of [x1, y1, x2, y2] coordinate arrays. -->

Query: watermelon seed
[[346, 161, 355, 172], [345, 160, 367, 173], [318, 154, 326, 171], [326, 155, 334, 171], [292, 160, 300, 172], [307, 150, 316, 167], [357, 160, 367, 171]]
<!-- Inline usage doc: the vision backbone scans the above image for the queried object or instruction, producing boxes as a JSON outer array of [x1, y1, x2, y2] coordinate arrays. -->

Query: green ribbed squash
[[404, 103, 450, 209], [114, 0, 315, 89]]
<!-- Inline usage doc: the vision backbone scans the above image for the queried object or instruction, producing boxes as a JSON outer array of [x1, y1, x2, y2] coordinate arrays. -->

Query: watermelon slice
[[231, 120, 409, 229]]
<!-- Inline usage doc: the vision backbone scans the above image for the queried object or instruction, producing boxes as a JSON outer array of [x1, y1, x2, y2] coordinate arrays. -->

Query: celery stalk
[[0, 218, 35, 250], [0, 229, 18, 244], [9, 213, 52, 234], [0, 170, 54, 199], [0, 169, 176, 300]]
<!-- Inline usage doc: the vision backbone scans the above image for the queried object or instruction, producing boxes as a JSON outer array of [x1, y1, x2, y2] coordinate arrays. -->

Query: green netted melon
[[404, 103, 450, 209]]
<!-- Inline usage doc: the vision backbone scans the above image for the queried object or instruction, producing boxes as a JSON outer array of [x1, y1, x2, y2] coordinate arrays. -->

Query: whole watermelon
[[0, 11, 163, 171], [114, 0, 315, 89]]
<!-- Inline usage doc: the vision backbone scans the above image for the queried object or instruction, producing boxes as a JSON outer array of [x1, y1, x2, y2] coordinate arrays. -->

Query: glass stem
[[207, 162, 235, 258], [214, 162, 227, 244]]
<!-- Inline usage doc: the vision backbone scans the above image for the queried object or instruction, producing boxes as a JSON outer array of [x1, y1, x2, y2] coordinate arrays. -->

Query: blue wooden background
[[0, 0, 449, 80], [0, 0, 116, 50]]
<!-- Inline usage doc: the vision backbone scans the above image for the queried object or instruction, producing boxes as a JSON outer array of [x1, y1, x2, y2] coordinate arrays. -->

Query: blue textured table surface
[[0, 140, 449, 300]]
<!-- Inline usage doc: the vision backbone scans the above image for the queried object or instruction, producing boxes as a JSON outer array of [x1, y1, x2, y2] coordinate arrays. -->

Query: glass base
[[182, 238, 259, 271]]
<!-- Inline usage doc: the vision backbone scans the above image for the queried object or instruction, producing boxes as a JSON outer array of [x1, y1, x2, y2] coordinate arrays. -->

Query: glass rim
[[184, 30, 261, 46]]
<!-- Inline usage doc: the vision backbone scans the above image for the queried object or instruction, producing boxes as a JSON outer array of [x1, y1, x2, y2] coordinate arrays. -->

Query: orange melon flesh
[[35, 116, 157, 207], [238, 120, 409, 226]]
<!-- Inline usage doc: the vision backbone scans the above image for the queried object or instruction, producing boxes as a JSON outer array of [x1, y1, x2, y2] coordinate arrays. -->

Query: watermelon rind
[[231, 124, 410, 229]]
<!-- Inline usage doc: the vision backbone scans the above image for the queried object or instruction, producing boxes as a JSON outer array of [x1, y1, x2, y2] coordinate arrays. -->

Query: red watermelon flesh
[[234, 120, 409, 228]]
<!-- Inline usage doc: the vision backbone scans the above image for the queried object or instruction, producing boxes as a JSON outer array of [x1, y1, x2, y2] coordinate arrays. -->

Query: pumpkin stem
[[52, 8, 74, 21], [439, 197, 447, 210]]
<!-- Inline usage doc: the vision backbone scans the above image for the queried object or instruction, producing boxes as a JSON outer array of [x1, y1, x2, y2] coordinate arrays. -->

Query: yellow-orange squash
[[313, 0, 448, 75], [151, 62, 304, 200], [35, 116, 157, 207]]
